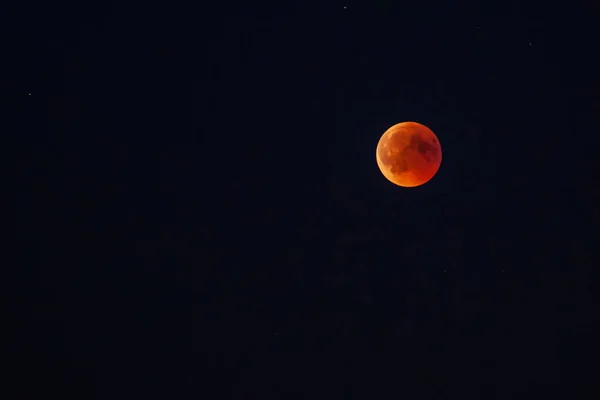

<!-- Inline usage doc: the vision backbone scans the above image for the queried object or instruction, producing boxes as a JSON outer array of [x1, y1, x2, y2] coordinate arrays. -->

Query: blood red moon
[[376, 121, 442, 187]]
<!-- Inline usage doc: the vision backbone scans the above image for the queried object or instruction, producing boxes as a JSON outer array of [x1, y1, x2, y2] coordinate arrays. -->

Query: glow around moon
[[376, 121, 442, 187]]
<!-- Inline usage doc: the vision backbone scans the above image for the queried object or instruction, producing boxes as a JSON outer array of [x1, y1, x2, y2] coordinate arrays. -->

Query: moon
[[376, 121, 442, 187]]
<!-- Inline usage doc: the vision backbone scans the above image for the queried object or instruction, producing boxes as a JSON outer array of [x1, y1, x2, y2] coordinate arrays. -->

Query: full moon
[[376, 121, 442, 187]]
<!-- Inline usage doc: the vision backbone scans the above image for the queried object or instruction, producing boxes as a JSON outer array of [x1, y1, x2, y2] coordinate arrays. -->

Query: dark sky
[[14, 3, 600, 399]]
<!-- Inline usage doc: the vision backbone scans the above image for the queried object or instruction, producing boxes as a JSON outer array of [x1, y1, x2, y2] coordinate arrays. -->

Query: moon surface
[[376, 121, 442, 187]]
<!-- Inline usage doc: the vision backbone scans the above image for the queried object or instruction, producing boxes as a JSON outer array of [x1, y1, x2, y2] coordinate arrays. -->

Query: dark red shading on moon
[[376, 121, 442, 187]]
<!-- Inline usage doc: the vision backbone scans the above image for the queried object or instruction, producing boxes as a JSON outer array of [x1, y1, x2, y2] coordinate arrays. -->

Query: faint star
[[343, 6, 347, 9], [28, 93, 31, 96]]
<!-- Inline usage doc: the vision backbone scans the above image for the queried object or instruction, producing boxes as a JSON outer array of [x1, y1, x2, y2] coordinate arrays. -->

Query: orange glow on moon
[[376, 121, 442, 187]]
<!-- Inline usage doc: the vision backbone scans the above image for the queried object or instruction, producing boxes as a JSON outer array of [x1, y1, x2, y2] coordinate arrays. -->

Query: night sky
[[14, 3, 600, 399]]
